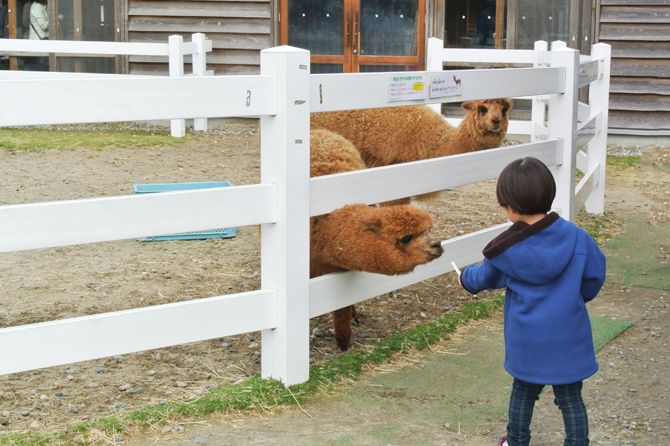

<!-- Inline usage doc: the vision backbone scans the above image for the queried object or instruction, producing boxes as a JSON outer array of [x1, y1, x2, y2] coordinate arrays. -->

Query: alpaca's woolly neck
[[434, 112, 505, 157]]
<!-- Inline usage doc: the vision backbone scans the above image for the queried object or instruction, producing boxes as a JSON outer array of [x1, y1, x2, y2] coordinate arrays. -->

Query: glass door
[[280, 0, 425, 73], [357, 0, 425, 72], [54, 0, 117, 73], [444, 0, 506, 49], [282, 0, 350, 73]]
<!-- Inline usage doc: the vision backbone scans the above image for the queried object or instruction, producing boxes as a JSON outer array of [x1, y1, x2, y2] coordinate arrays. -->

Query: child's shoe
[[498, 437, 509, 446]]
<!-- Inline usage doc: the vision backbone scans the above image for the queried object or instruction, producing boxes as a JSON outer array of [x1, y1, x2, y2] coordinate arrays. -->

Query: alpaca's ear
[[462, 101, 475, 111], [362, 217, 382, 233], [502, 98, 513, 110]]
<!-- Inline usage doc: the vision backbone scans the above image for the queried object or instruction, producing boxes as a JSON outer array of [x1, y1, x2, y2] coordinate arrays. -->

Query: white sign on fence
[[429, 72, 463, 99], [388, 73, 427, 102]]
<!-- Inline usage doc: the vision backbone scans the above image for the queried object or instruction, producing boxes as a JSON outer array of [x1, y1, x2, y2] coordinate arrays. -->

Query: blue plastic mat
[[133, 181, 237, 241]]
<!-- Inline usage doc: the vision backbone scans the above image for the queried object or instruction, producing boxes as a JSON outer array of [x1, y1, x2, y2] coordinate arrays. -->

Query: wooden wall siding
[[127, 0, 273, 75], [609, 111, 670, 131], [610, 77, 670, 95], [598, 0, 670, 133], [609, 41, 670, 58], [600, 6, 670, 23]]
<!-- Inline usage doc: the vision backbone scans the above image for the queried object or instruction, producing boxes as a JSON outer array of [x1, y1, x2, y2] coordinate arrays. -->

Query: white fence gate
[[0, 34, 213, 137], [0, 40, 610, 386]]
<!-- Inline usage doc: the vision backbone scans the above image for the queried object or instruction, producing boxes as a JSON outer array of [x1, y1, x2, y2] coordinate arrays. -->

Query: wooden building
[[1, 0, 668, 135], [126, 0, 274, 74], [595, 0, 670, 135]]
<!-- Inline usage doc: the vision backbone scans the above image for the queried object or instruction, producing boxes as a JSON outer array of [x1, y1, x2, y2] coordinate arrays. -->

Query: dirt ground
[[0, 123, 668, 444]]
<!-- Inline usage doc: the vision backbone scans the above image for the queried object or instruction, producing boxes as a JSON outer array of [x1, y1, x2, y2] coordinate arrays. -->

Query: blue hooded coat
[[460, 212, 606, 384]]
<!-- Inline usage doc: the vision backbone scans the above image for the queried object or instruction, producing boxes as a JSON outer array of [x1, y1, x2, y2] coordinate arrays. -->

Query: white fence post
[[585, 43, 611, 215], [259, 46, 311, 386], [548, 41, 579, 221], [531, 40, 549, 142], [191, 33, 209, 132], [426, 37, 444, 115], [168, 35, 186, 138]]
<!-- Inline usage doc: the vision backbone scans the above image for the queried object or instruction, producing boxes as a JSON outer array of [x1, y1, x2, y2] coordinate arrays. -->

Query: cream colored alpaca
[[311, 99, 512, 168], [310, 129, 443, 350]]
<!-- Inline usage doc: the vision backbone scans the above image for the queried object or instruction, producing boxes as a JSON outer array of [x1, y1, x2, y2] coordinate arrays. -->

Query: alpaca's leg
[[351, 305, 361, 325], [333, 306, 353, 351], [413, 191, 444, 202], [380, 197, 411, 206]]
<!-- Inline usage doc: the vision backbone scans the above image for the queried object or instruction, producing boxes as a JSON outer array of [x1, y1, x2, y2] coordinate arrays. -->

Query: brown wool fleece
[[311, 99, 512, 168], [308, 130, 443, 349]]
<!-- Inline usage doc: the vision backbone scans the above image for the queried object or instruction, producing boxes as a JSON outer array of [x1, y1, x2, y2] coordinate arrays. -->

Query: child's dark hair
[[496, 157, 556, 215]]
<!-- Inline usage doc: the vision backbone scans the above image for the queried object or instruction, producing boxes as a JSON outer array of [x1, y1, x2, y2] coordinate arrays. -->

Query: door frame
[[279, 0, 426, 72]]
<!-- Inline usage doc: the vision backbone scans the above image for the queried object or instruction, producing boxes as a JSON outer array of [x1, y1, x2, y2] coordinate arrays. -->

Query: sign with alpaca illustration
[[429, 73, 463, 99]]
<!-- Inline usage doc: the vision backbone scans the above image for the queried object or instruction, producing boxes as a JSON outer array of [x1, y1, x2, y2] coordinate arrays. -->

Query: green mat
[[591, 315, 632, 352], [605, 219, 670, 291]]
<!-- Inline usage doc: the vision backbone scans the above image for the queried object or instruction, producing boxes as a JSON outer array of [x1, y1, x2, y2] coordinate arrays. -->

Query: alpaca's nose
[[428, 239, 444, 257], [492, 118, 501, 127]]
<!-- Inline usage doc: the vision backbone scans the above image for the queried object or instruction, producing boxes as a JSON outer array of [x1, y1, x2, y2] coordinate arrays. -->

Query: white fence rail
[[0, 34, 213, 136], [0, 41, 610, 385]]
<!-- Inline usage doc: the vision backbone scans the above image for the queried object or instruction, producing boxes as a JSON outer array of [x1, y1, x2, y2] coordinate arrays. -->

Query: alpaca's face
[[313, 204, 443, 276], [463, 98, 512, 138], [383, 228, 444, 275]]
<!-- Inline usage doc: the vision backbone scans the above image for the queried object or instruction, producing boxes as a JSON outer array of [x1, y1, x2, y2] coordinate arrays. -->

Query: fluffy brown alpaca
[[310, 129, 444, 350], [311, 99, 512, 168]]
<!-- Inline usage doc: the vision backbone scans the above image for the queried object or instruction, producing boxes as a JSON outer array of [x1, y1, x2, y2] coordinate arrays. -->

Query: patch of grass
[[606, 154, 640, 172], [0, 296, 504, 445], [0, 127, 191, 152], [0, 431, 73, 446], [576, 213, 620, 245], [123, 296, 503, 429]]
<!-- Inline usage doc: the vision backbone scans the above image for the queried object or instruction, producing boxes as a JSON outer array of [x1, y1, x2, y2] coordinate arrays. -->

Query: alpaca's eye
[[399, 235, 414, 245], [478, 106, 488, 115]]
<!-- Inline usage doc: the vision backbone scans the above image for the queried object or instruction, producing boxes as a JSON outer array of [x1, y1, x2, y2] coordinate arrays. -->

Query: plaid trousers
[[507, 378, 589, 446]]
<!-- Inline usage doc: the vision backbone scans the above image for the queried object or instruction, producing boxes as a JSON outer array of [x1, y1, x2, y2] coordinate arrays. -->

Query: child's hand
[[451, 261, 461, 277], [451, 261, 463, 287]]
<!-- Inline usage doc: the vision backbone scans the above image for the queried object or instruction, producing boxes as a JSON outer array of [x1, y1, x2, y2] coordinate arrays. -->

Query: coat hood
[[483, 212, 578, 285]]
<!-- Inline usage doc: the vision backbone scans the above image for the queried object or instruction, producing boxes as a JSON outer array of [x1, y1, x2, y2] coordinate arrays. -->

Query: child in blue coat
[[457, 157, 606, 446]]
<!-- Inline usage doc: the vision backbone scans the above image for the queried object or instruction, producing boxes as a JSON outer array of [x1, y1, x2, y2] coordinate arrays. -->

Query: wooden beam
[[8, 0, 16, 69], [495, 0, 504, 48], [570, 0, 580, 49], [73, 0, 82, 72], [429, 0, 445, 40], [279, 0, 287, 45], [418, 0, 426, 69], [506, 0, 517, 48]]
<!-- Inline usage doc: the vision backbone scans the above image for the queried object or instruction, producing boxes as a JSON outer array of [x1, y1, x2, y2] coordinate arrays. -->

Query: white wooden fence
[[0, 40, 610, 386], [0, 34, 213, 136]]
